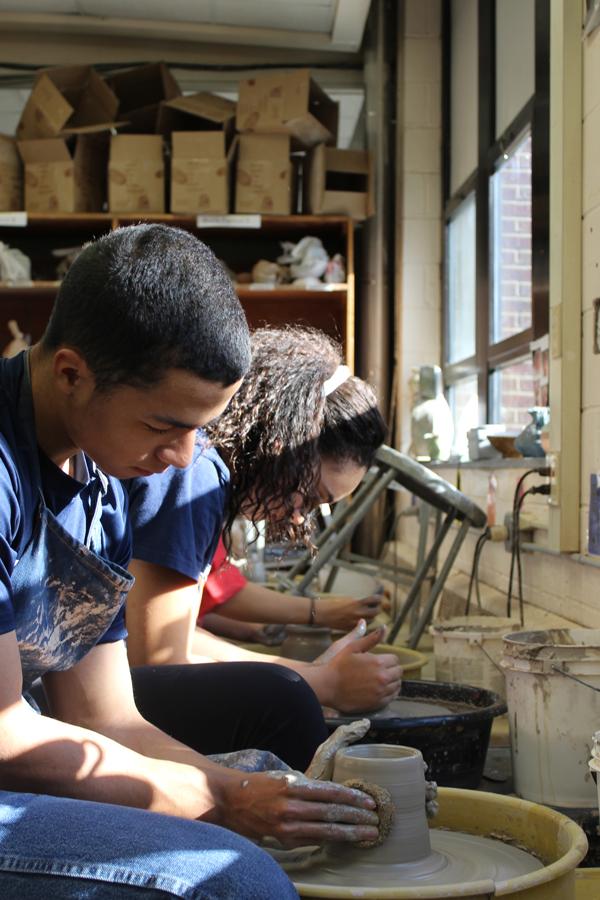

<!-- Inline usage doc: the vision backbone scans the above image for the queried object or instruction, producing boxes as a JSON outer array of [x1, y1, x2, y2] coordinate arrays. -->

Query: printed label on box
[[195, 214, 261, 228], [0, 212, 27, 227]]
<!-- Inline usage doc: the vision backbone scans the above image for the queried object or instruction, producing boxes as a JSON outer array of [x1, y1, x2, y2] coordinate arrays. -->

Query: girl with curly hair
[[124, 327, 402, 768], [211, 326, 387, 545], [198, 327, 388, 638]]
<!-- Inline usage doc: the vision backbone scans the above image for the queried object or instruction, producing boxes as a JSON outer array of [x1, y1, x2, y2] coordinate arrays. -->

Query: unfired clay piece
[[292, 744, 542, 893]]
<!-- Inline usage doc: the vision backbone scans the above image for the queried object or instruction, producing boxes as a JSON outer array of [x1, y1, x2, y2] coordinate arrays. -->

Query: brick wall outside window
[[491, 131, 534, 428]]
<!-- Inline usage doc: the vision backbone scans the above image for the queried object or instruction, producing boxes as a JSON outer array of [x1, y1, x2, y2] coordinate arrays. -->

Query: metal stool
[[276, 445, 486, 649]]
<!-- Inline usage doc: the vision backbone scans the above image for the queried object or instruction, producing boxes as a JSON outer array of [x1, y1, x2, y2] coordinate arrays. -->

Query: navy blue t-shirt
[[0, 353, 130, 643], [124, 438, 228, 582]]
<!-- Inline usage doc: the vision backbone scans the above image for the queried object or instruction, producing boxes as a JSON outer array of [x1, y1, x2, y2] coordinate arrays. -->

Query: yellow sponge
[[343, 779, 395, 848]]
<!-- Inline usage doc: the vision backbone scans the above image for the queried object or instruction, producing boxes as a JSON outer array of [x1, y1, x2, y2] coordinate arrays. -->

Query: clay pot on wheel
[[280, 624, 332, 662]]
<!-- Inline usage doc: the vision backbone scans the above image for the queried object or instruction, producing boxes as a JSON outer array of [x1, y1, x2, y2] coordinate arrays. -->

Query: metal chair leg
[[407, 518, 471, 648], [386, 510, 457, 644]]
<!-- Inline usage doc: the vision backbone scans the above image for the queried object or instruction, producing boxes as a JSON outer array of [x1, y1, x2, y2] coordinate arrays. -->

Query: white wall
[[581, 23, 600, 555], [396, 0, 443, 454]]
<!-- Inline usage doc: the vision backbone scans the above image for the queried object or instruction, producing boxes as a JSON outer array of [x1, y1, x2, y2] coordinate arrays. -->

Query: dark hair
[[42, 224, 251, 390], [206, 326, 387, 543]]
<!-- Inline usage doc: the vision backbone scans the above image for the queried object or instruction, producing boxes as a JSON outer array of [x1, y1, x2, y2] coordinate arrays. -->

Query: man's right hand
[[221, 770, 379, 847]]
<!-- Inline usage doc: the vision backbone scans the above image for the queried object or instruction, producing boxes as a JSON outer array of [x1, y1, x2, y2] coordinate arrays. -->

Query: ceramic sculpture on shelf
[[251, 259, 284, 284], [514, 406, 550, 458], [409, 365, 454, 462], [277, 236, 329, 280], [324, 253, 346, 284], [0, 242, 31, 284], [2, 321, 30, 359]]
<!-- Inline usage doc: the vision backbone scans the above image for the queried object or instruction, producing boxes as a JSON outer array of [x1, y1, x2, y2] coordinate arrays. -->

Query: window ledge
[[426, 457, 548, 471]]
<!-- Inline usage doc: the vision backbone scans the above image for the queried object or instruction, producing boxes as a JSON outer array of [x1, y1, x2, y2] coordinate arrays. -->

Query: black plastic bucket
[[324, 679, 506, 789]]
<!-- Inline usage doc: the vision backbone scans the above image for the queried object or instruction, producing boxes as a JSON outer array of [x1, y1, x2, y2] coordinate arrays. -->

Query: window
[[447, 192, 476, 363], [442, 0, 549, 456], [490, 130, 533, 343], [489, 356, 535, 429], [448, 375, 479, 458]]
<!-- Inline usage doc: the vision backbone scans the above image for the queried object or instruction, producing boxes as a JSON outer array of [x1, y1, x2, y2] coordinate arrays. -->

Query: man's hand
[[222, 771, 379, 847], [314, 622, 402, 714]]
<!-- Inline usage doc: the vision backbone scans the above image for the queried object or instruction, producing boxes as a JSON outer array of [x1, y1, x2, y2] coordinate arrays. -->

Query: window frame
[[442, 0, 549, 425]]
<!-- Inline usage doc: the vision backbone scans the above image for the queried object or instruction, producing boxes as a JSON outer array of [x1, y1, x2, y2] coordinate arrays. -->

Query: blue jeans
[[0, 791, 298, 899]]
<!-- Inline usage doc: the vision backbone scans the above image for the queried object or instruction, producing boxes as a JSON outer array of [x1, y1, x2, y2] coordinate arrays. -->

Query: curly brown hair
[[205, 326, 387, 543]]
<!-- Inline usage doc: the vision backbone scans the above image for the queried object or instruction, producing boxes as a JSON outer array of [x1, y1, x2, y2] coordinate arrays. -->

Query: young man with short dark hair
[[0, 225, 377, 898]]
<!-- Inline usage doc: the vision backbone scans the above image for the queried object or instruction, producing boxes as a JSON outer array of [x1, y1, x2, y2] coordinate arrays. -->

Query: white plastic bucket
[[502, 629, 600, 807], [430, 616, 518, 699], [588, 731, 600, 818]]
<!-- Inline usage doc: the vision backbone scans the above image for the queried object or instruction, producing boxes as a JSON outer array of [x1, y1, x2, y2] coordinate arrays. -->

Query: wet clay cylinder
[[332, 744, 431, 864]]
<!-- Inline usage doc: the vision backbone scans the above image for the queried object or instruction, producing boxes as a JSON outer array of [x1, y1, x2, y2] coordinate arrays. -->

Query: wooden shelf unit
[[0, 214, 355, 366]]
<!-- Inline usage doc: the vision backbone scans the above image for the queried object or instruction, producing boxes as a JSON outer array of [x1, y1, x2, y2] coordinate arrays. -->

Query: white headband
[[323, 365, 351, 397]]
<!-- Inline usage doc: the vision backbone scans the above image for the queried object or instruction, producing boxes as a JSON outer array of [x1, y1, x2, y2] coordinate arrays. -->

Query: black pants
[[130, 662, 328, 772]]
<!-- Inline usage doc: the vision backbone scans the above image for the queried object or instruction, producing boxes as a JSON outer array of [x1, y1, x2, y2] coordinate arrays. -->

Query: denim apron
[[10, 356, 133, 691]]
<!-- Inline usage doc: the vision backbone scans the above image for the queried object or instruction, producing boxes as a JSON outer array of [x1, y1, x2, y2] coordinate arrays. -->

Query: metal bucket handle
[[472, 639, 505, 675], [551, 663, 600, 693]]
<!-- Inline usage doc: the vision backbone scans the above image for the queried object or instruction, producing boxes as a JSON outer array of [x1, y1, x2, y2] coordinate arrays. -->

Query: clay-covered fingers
[[276, 781, 379, 846], [286, 778, 376, 811], [277, 819, 380, 846], [222, 770, 380, 846]]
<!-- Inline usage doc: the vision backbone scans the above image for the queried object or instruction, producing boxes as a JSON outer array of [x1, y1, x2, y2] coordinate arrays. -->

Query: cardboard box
[[170, 132, 234, 214], [108, 135, 165, 213], [158, 92, 236, 146], [237, 69, 338, 148], [0, 136, 22, 210], [17, 66, 119, 140], [107, 63, 180, 133], [235, 134, 292, 215], [305, 145, 374, 220], [18, 135, 107, 213]]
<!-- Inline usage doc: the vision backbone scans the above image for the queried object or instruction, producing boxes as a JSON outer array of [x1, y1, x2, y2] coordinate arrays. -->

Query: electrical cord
[[462, 467, 551, 623], [507, 479, 551, 624], [506, 469, 550, 620], [465, 528, 490, 616]]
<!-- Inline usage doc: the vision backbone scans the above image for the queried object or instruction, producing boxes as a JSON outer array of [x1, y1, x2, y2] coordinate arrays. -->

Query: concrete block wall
[[581, 25, 600, 556], [396, 0, 443, 453]]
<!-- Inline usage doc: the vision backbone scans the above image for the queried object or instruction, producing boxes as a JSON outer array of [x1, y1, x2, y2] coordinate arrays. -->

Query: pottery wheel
[[329, 696, 470, 720], [371, 697, 461, 718], [292, 829, 542, 896]]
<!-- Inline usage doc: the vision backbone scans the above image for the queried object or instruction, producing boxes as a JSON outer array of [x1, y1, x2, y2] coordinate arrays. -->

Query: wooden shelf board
[[0, 281, 61, 292], [236, 286, 347, 301], [0, 283, 348, 303], [8, 213, 351, 231]]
